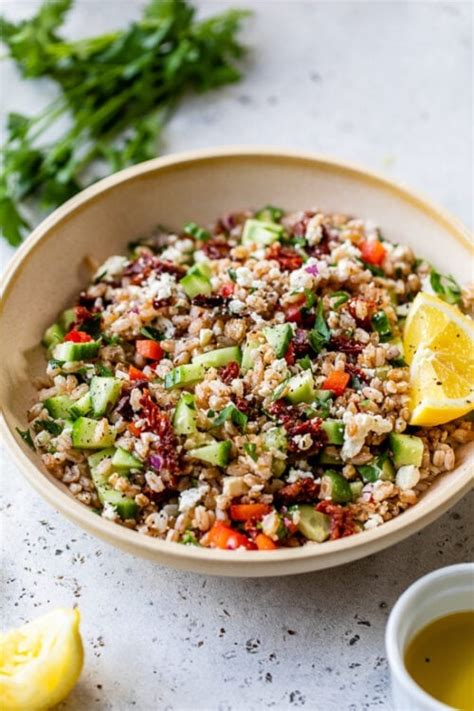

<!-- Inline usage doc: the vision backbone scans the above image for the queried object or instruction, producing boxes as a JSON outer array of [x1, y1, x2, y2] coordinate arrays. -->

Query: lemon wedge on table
[[404, 292, 474, 426], [0, 608, 84, 711]]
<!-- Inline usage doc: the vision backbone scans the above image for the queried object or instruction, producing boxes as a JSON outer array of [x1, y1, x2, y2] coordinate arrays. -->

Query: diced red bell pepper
[[229, 503, 272, 522], [128, 422, 142, 437], [219, 283, 235, 298], [360, 239, 386, 266], [136, 339, 163, 361], [322, 370, 350, 396], [208, 522, 256, 550], [284, 294, 307, 324], [255, 533, 278, 550], [64, 330, 92, 343], [129, 364, 148, 381]]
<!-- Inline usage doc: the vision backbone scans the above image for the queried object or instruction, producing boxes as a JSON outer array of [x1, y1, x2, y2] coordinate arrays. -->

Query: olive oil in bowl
[[404, 611, 474, 710]]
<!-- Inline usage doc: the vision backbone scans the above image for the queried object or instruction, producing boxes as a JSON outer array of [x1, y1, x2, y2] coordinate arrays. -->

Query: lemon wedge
[[0, 608, 84, 711], [404, 292, 474, 426]]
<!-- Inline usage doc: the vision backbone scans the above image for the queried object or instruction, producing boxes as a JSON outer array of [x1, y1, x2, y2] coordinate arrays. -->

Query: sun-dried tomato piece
[[219, 283, 235, 298], [316, 500, 356, 539], [275, 478, 320, 505], [286, 417, 325, 454], [192, 294, 229, 309], [220, 361, 240, 384], [202, 237, 231, 260], [293, 329, 311, 357], [284, 340, 296, 366], [308, 224, 332, 259], [266, 243, 303, 271], [328, 335, 365, 356], [290, 211, 316, 238], [140, 390, 178, 472], [347, 297, 377, 329], [345, 362, 370, 384]]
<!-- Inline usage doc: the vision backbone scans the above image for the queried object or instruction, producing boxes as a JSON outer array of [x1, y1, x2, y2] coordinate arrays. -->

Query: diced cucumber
[[42, 323, 65, 350], [90, 377, 122, 417], [72, 417, 116, 449], [188, 262, 212, 279], [44, 395, 75, 419], [173, 393, 197, 435], [350, 481, 364, 501], [241, 338, 260, 373], [286, 371, 316, 405], [321, 419, 345, 445], [53, 340, 101, 362], [90, 465, 138, 520], [164, 363, 205, 389], [112, 447, 143, 471], [188, 441, 231, 467], [320, 470, 352, 504], [69, 392, 92, 419], [315, 390, 333, 403], [58, 309, 76, 332], [242, 218, 284, 246], [389, 433, 424, 468], [319, 447, 343, 466], [357, 451, 395, 483], [87, 448, 116, 469], [263, 324, 293, 358], [193, 346, 241, 369], [180, 272, 212, 299], [294, 505, 331, 543], [263, 427, 288, 453]]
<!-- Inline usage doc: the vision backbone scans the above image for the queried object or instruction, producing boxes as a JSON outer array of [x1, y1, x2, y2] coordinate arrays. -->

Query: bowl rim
[[1, 145, 473, 570]]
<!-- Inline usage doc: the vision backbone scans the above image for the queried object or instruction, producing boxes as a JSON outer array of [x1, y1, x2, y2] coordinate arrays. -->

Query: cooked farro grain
[[25, 206, 474, 551]]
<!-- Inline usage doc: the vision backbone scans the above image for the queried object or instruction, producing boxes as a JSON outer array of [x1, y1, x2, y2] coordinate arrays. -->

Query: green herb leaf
[[213, 403, 248, 431], [243, 442, 257, 461], [429, 270, 462, 305], [181, 530, 199, 546], [96, 363, 114, 377], [308, 300, 330, 353], [371, 310, 393, 342], [228, 268, 237, 282], [140, 325, 164, 341], [34, 418, 63, 436], [255, 205, 284, 222], [297, 355, 312, 370], [16, 427, 36, 450], [183, 222, 211, 241], [330, 291, 349, 309]]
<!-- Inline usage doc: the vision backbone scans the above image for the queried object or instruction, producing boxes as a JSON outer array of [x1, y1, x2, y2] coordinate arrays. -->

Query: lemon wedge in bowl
[[404, 292, 474, 426], [0, 608, 84, 710]]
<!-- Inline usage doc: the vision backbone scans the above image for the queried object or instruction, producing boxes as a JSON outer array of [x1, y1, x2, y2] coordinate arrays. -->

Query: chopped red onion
[[305, 264, 318, 275], [149, 454, 164, 471]]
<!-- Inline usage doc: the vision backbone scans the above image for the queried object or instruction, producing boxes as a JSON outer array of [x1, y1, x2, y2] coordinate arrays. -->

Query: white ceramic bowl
[[0, 147, 472, 575], [386, 563, 474, 710]]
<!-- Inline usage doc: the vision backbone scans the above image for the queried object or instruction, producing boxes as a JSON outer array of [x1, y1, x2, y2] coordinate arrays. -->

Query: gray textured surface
[[0, 2, 472, 710]]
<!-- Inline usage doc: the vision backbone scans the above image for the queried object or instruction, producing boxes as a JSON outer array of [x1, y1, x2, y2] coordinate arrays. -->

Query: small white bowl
[[386, 563, 474, 711]]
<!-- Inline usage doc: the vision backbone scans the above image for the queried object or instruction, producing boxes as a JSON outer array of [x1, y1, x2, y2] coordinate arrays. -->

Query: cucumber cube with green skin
[[42, 323, 65, 350], [180, 272, 212, 299], [321, 419, 345, 445], [285, 371, 316, 405], [188, 262, 212, 279], [58, 309, 76, 332], [90, 377, 122, 417], [294, 505, 331, 543], [69, 392, 92, 419], [320, 470, 352, 504], [389, 433, 424, 468], [241, 339, 260, 372], [111, 447, 143, 471], [263, 427, 288, 453], [357, 452, 395, 483], [164, 363, 205, 389], [53, 340, 101, 362], [44, 395, 75, 419], [188, 441, 231, 467], [90, 465, 138, 519], [173, 393, 197, 435], [72, 417, 116, 449], [242, 219, 284, 246], [263, 324, 293, 358], [193, 346, 241, 369], [319, 447, 343, 466], [87, 448, 116, 469], [315, 390, 333, 403], [350, 480, 364, 501]]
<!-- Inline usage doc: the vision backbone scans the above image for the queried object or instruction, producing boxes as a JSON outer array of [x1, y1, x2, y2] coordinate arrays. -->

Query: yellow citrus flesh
[[0, 608, 83, 711], [403, 292, 474, 426]]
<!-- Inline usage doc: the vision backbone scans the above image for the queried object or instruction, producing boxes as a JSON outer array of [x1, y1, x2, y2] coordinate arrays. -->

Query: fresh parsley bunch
[[0, 0, 250, 245]]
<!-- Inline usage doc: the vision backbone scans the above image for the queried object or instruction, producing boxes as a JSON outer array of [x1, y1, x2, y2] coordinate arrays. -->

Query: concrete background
[[1, 1, 472, 709]]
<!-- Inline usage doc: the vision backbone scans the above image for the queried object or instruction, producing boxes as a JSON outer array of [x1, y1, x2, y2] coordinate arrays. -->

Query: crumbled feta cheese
[[102, 503, 119, 521], [341, 412, 392, 460], [287, 468, 315, 483], [148, 272, 175, 301], [235, 266, 254, 287], [178, 484, 209, 513], [305, 214, 324, 245], [229, 299, 246, 314], [261, 511, 281, 541], [289, 267, 314, 291], [94, 255, 127, 280], [222, 477, 248, 498], [396, 465, 421, 491], [364, 513, 384, 530], [293, 433, 313, 450]]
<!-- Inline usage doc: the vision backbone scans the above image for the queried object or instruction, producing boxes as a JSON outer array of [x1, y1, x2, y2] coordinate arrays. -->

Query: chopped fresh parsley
[[243, 442, 258, 461], [429, 270, 462, 305], [96, 363, 114, 377], [213, 403, 248, 431], [181, 530, 199, 546], [308, 300, 330, 353], [183, 222, 211, 242], [34, 418, 63, 436], [330, 291, 349, 309], [228, 268, 238, 282], [140, 325, 164, 341], [255, 205, 284, 222], [16, 427, 35, 450]]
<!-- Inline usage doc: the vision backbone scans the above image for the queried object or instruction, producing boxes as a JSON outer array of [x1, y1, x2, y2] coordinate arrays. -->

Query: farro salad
[[23, 207, 474, 550]]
